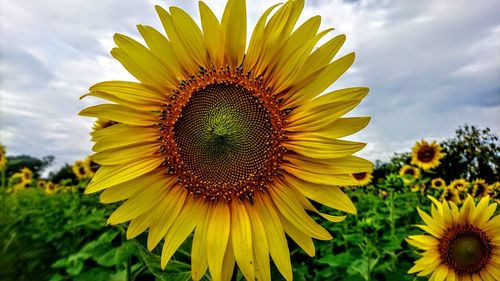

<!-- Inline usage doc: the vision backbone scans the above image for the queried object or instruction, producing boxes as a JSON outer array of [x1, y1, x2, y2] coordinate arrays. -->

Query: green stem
[[389, 189, 395, 237], [1, 169, 5, 189], [126, 257, 131, 281], [366, 239, 371, 281]]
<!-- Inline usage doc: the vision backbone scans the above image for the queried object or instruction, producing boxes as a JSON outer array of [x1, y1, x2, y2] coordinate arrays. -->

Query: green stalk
[[389, 189, 395, 237]]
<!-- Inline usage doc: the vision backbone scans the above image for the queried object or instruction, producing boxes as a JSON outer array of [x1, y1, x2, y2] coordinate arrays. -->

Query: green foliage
[[285, 188, 427, 281], [5, 155, 54, 178], [49, 163, 78, 184], [434, 124, 499, 182]]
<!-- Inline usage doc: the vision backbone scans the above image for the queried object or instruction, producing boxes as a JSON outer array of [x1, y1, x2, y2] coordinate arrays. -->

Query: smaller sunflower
[[82, 157, 99, 178], [410, 184, 420, 193], [407, 196, 500, 280], [45, 182, 58, 194], [450, 179, 468, 193], [410, 140, 444, 171], [72, 160, 88, 180], [351, 171, 373, 186], [471, 179, 490, 199], [399, 165, 420, 185], [9, 173, 25, 191], [37, 180, 47, 189], [440, 187, 461, 205], [0, 144, 7, 171], [431, 178, 446, 190], [20, 167, 33, 183]]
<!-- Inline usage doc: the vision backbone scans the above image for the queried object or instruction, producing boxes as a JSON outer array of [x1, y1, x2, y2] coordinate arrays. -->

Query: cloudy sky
[[1, 0, 499, 174]]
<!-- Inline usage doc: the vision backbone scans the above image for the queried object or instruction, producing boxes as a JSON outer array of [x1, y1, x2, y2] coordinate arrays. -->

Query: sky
[[0, 0, 499, 175]]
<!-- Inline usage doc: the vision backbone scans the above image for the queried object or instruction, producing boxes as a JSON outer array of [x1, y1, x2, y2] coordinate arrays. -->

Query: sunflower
[[20, 167, 33, 183], [0, 144, 7, 171], [410, 140, 444, 171], [450, 179, 469, 193], [410, 184, 420, 193], [399, 165, 420, 185], [351, 171, 373, 186], [440, 186, 461, 205], [471, 179, 489, 199], [83, 157, 99, 178], [431, 178, 446, 190], [72, 160, 88, 179], [79, 0, 372, 280], [37, 180, 47, 189], [45, 181, 57, 194], [407, 196, 500, 280]]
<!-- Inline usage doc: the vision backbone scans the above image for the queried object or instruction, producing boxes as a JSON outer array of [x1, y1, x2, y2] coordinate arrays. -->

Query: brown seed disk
[[352, 172, 367, 180], [417, 146, 436, 163], [158, 66, 288, 203], [439, 224, 492, 275]]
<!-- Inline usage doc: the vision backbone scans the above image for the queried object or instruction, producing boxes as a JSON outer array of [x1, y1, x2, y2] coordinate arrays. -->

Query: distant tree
[[48, 164, 78, 184], [5, 155, 54, 179], [435, 125, 499, 182]]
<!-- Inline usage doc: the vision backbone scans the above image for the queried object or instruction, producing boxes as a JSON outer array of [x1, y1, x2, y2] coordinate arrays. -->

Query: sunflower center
[[475, 184, 486, 196], [435, 181, 442, 187], [173, 83, 273, 184], [353, 172, 367, 180], [159, 67, 287, 203], [417, 146, 435, 163], [439, 225, 492, 275], [405, 169, 415, 176]]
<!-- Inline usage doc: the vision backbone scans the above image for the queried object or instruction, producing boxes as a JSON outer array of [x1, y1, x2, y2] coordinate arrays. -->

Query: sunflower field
[[1, 124, 499, 281], [1, 1, 500, 281]]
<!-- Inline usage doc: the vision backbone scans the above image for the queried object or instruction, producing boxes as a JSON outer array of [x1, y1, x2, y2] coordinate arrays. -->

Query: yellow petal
[[281, 216, 315, 257], [79, 104, 157, 126], [221, 235, 236, 281], [230, 202, 255, 281], [91, 142, 159, 165], [285, 52, 356, 108], [283, 164, 360, 186], [136, 25, 183, 79], [287, 87, 369, 129], [86, 156, 163, 193], [147, 185, 187, 250], [417, 207, 444, 235], [155, 6, 198, 74], [126, 212, 154, 239], [92, 124, 158, 152], [289, 117, 370, 139], [107, 177, 169, 224], [244, 3, 280, 71], [284, 139, 366, 159], [286, 154, 373, 175], [284, 174, 356, 214], [169, 7, 208, 68], [99, 170, 161, 203], [298, 34, 346, 82], [268, 185, 331, 240], [207, 203, 231, 281], [112, 33, 177, 89], [192, 212, 209, 281], [199, 1, 224, 67], [221, 0, 246, 66], [161, 197, 204, 269], [255, 193, 292, 281], [247, 204, 271, 281]]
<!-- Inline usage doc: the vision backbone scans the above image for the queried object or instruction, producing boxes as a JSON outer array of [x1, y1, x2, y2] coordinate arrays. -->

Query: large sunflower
[[407, 196, 500, 280], [80, 1, 372, 280], [411, 140, 444, 171]]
